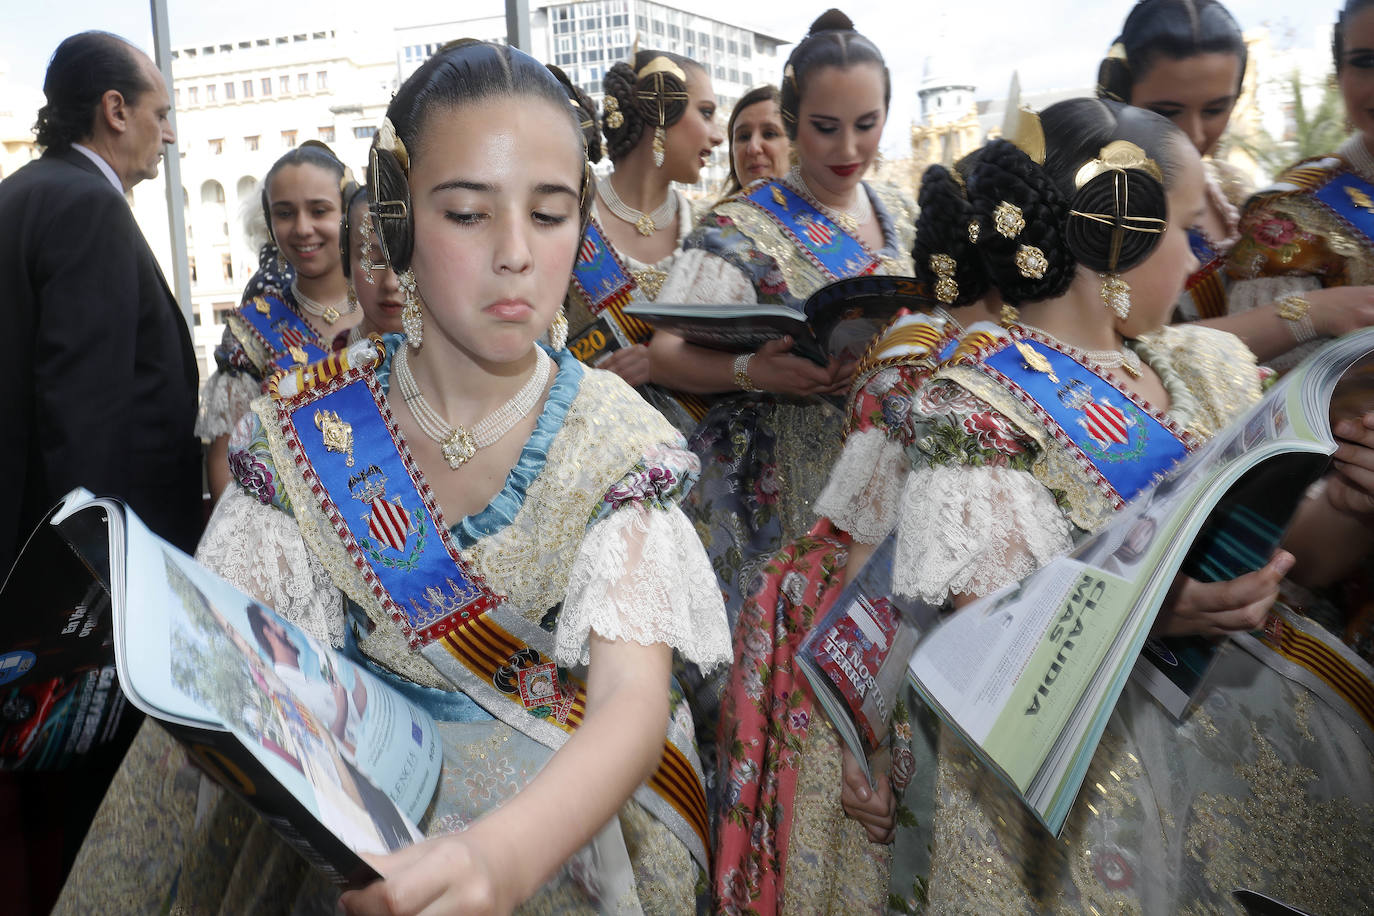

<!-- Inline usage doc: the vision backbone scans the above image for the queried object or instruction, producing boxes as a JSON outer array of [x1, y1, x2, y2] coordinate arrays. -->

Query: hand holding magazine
[[624, 275, 933, 366], [902, 328, 1374, 834], [2, 491, 444, 887]]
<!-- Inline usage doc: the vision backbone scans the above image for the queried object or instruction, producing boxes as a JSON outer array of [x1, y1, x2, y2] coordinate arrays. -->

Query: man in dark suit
[[0, 31, 203, 578], [0, 32, 203, 913]]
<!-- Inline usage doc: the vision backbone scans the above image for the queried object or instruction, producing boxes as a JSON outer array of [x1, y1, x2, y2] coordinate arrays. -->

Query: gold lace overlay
[[1181, 724, 1374, 915], [224, 310, 277, 375], [780, 715, 893, 913], [715, 180, 916, 301]]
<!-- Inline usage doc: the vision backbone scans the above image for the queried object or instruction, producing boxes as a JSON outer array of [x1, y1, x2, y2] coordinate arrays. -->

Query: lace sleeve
[[556, 502, 731, 672], [892, 463, 1074, 605], [195, 368, 262, 441], [195, 487, 345, 648], [814, 428, 909, 543], [656, 247, 758, 305]]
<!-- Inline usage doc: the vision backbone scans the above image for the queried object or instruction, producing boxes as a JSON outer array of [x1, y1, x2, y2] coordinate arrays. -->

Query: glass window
[[280, 75, 290, 94], [353, 125, 378, 139], [245, 135, 259, 151], [728, 40, 738, 55], [281, 129, 297, 148], [316, 70, 327, 90], [221, 254, 234, 282], [209, 138, 223, 154], [173, 88, 180, 106], [262, 77, 272, 96], [224, 81, 235, 100], [714, 36, 724, 51], [205, 84, 216, 103], [318, 126, 335, 142], [188, 86, 198, 104], [242, 79, 253, 98], [297, 73, 309, 92]]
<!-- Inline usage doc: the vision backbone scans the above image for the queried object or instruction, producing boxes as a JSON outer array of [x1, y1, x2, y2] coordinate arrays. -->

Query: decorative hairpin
[[930, 253, 958, 304], [1074, 140, 1162, 188], [376, 117, 410, 173]]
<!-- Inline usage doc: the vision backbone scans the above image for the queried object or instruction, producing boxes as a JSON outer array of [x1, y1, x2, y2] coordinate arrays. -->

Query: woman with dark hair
[[198, 141, 361, 501], [561, 48, 723, 433], [652, 9, 915, 621], [1226, 0, 1374, 372], [745, 96, 1374, 913], [1100, 0, 1374, 367], [718, 84, 789, 201], [335, 184, 404, 348], [57, 39, 729, 914]]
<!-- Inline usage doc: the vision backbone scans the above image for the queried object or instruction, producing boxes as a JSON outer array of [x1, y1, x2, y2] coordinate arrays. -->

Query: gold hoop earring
[[399, 269, 423, 348]]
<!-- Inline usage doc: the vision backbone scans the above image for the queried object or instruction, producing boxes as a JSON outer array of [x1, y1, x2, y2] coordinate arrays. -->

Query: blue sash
[[238, 292, 330, 372], [1311, 170, 1374, 251], [273, 358, 713, 858], [979, 332, 1192, 507], [741, 180, 879, 280], [570, 218, 636, 316]]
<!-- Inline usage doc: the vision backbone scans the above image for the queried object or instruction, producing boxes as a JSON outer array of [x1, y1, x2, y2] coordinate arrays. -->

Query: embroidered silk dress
[[714, 308, 961, 915], [56, 338, 732, 915], [856, 321, 1373, 914], [564, 193, 707, 434], [656, 172, 916, 622]]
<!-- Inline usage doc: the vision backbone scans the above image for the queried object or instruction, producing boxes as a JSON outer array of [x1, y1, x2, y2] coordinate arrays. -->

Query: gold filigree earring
[[549, 310, 568, 351], [1100, 273, 1131, 320], [399, 269, 423, 348], [652, 125, 666, 168], [930, 253, 958, 304]]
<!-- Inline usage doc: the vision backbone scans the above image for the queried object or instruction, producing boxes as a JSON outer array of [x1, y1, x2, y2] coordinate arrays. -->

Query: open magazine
[[896, 328, 1374, 835], [624, 275, 932, 366], [1, 491, 444, 887]]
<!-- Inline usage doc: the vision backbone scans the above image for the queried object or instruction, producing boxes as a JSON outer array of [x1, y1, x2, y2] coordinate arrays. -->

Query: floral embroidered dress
[[56, 338, 732, 915], [656, 172, 916, 622], [195, 274, 334, 448], [1226, 134, 1374, 372], [876, 321, 1373, 914], [564, 194, 708, 435], [714, 308, 962, 916]]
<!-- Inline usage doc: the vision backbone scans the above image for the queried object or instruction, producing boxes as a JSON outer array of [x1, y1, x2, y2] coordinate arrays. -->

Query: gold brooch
[[314, 409, 355, 467], [993, 201, 1025, 239], [930, 253, 958, 304], [602, 94, 624, 130], [1346, 185, 1374, 214], [967, 220, 980, 244], [1015, 245, 1048, 279], [1014, 339, 1058, 383], [772, 185, 788, 208]]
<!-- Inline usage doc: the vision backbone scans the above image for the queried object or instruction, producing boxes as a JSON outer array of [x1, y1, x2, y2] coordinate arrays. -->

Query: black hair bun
[[1095, 52, 1133, 103], [602, 61, 642, 161], [912, 165, 989, 306], [1065, 167, 1168, 272], [966, 139, 1076, 305], [809, 9, 855, 33], [547, 63, 603, 164]]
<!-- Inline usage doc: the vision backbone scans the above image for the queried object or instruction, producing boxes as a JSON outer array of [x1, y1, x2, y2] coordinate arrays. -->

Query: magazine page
[[113, 506, 441, 850], [567, 315, 625, 368], [803, 275, 931, 363]]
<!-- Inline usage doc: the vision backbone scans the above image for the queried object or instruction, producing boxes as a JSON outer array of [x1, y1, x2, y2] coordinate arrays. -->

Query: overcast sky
[[1, 0, 1345, 155]]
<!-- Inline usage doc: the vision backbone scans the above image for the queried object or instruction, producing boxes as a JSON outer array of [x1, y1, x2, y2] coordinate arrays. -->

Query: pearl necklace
[[1080, 345, 1142, 379], [788, 166, 872, 234], [291, 281, 355, 325], [599, 177, 678, 237], [393, 346, 552, 469]]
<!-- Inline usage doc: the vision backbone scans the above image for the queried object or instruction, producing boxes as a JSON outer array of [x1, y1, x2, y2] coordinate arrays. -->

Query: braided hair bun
[[547, 64, 603, 163], [911, 164, 989, 306], [1064, 162, 1168, 272], [601, 50, 694, 162], [965, 139, 1075, 304]]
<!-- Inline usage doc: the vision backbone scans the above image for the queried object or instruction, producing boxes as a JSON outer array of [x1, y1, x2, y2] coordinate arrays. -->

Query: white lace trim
[[195, 488, 345, 648], [893, 464, 1073, 605], [815, 428, 910, 543], [656, 248, 758, 305], [556, 503, 731, 672], [195, 369, 261, 441]]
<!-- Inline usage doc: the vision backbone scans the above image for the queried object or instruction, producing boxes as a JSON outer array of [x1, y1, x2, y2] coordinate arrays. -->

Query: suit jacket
[[0, 147, 203, 577]]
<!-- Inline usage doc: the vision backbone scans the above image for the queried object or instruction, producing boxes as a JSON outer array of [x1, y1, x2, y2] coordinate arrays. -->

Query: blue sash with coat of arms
[[569, 217, 653, 344], [741, 179, 880, 281], [973, 331, 1194, 508], [1309, 169, 1374, 253], [237, 291, 330, 372], [270, 349, 712, 864]]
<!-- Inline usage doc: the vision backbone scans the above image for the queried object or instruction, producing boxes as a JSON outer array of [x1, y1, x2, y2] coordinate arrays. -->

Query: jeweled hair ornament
[[636, 56, 689, 168], [1006, 106, 1046, 166], [375, 117, 409, 174]]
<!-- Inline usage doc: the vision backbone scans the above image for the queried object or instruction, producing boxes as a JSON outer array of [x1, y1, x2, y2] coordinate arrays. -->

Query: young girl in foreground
[[62, 40, 731, 916]]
